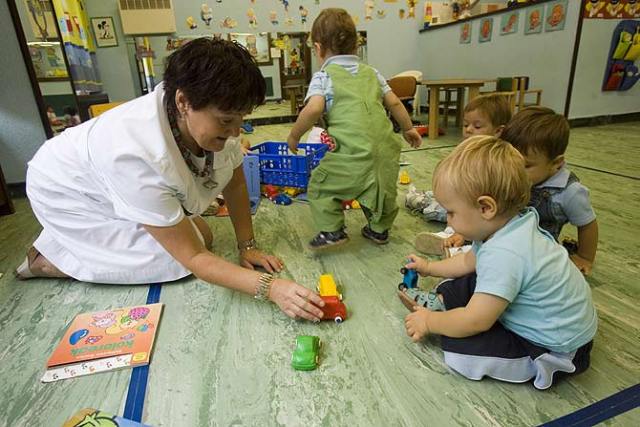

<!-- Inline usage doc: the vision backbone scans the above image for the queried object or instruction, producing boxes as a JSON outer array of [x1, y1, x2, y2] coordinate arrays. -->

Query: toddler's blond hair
[[433, 136, 530, 215]]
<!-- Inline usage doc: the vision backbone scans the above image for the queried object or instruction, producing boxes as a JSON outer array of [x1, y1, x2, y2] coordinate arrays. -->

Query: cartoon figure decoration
[[282, 0, 290, 12], [524, 6, 543, 35], [186, 16, 198, 30], [585, 0, 606, 18], [69, 329, 88, 345], [423, 1, 432, 29], [247, 8, 258, 28], [246, 34, 258, 57], [220, 16, 238, 29], [545, 1, 567, 32], [269, 10, 279, 25], [399, 8, 406, 19], [84, 336, 102, 345], [91, 311, 116, 328], [625, 0, 640, 18], [606, 0, 624, 18], [459, 0, 472, 19], [500, 11, 519, 35], [285, 16, 294, 26], [377, 9, 387, 19], [479, 17, 493, 42], [200, 3, 213, 26], [407, 0, 417, 18], [300, 5, 309, 24], [365, 0, 375, 21], [452, 1, 460, 20]]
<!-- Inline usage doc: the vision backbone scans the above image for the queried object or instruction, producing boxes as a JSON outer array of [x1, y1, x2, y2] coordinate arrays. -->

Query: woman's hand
[[239, 248, 284, 274], [405, 254, 431, 277], [269, 278, 325, 322]]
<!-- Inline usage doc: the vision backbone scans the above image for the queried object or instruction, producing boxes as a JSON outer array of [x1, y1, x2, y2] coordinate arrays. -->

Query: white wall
[[569, 19, 640, 119], [418, 1, 583, 114], [85, 0, 424, 101], [0, 0, 47, 183]]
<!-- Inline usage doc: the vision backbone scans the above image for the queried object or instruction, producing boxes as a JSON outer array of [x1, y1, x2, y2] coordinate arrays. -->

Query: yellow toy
[[399, 170, 411, 185], [317, 274, 342, 300]]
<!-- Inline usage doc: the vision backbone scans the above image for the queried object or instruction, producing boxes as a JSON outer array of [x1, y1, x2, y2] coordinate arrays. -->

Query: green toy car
[[291, 335, 322, 371]]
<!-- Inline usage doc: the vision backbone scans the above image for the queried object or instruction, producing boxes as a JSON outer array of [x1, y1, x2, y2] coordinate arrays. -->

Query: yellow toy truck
[[317, 274, 343, 300]]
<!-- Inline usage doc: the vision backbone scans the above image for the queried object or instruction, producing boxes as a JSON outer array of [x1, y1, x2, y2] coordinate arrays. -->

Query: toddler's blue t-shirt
[[472, 208, 597, 353]]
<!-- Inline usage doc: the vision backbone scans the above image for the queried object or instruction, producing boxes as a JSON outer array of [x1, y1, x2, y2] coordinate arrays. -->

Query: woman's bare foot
[[15, 247, 68, 280]]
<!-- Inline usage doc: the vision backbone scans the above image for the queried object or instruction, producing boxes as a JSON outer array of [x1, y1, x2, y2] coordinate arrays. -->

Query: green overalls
[[307, 63, 403, 234]]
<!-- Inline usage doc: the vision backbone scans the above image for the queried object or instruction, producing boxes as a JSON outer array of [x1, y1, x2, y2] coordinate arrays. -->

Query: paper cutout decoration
[[247, 8, 257, 28], [220, 17, 237, 28], [500, 11, 519, 35], [270, 11, 279, 25], [377, 10, 387, 19], [299, 6, 309, 24], [282, 0, 290, 12], [524, 6, 544, 35], [479, 17, 493, 42], [365, 0, 375, 21], [625, 0, 640, 18], [584, 0, 606, 18], [545, 0, 567, 32], [460, 22, 471, 44], [399, 8, 406, 19], [201, 4, 213, 26], [407, 0, 417, 18]]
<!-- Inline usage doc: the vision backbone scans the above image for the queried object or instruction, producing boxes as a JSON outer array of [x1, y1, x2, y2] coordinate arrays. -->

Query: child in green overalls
[[287, 8, 422, 249]]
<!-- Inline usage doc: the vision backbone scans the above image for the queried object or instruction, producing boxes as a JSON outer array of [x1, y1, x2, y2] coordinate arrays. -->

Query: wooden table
[[421, 79, 487, 139], [282, 84, 307, 115]]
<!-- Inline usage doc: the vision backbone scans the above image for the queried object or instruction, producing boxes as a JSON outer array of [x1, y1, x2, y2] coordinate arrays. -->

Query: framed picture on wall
[[479, 18, 493, 43], [524, 6, 544, 35], [545, 0, 568, 32], [229, 32, 272, 65], [90, 17, 118, 48], [460, 22, 472, 44], [500, 11, 519, 36]]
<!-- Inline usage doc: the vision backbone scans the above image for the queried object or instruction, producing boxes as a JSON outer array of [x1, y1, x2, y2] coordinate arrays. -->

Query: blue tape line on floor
[[540, 383, 640, 427], [123, 283, 162, 422]]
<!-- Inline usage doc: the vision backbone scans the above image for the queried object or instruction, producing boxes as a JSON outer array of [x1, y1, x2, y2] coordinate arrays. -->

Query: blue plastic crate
[[242, 154, 261, 214], [251, 142, 328, 188]]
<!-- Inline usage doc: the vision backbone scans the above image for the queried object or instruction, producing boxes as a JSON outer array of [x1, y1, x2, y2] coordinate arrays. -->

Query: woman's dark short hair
[[163, 38, 266, 115]]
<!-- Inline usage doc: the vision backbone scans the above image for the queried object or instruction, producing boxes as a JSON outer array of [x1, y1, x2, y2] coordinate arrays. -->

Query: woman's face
[[177, 90, 246, 152]]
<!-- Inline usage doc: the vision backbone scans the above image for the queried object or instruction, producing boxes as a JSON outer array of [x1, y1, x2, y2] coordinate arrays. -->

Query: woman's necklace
[[167, 108, 217, 189]]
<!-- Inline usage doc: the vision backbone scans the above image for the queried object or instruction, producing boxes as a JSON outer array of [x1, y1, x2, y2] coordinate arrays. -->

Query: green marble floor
[[0, 122, 638, 426]]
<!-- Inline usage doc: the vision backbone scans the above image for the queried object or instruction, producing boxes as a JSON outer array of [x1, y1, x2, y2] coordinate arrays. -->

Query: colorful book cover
[[63, 408, 152, 426], [42, 303, 163, 383]]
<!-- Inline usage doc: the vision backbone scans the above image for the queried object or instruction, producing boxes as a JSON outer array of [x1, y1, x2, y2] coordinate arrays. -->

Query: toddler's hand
[[405, 307, 431, 342], [570, 254, 593, 276], [444, 233, 465, 248], [287, 135, 299, 153], [405, 254, 430, 276], [403, 128, 423, 148]]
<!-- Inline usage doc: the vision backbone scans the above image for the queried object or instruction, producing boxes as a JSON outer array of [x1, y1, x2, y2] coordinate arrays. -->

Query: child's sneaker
[[309, 230, 349, 249], [404, 186, 433, 212], [361, 226, 389, 245], [422, 200, 448, 222]]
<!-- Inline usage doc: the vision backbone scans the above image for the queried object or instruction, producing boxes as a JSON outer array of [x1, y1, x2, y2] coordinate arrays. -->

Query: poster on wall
[[90, 17, 118, 47], [524, 6, 544, 35], [479, 17, 493, 42], [584, 0, 640, 19], [460, 22, 472, 44], [545, 0, 568, 32], [500, 11, 519, 35]]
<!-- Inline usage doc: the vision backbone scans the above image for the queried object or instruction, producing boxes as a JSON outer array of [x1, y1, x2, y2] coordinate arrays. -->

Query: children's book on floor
[[63, 408, 152, 427], [41, 303, 163, 383]]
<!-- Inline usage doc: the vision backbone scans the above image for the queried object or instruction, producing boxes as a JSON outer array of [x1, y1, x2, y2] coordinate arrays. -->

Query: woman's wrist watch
[[237, 237, 257, 252], [254, 272, 275, 301]]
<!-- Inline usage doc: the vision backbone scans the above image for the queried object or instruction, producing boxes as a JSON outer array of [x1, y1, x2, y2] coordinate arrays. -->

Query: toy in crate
[[242, 154, 261, 214], [252, 142, 328, 189]]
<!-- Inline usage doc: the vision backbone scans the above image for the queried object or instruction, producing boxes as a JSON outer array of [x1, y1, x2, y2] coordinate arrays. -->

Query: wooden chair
[[393, 70, 423, 118], [515, 76, 543, 110], [387, 76, 417, 131]]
